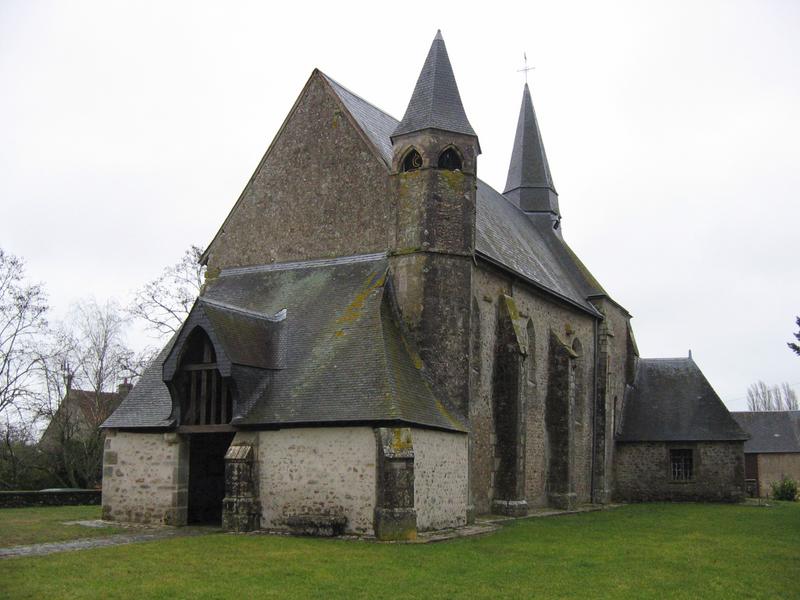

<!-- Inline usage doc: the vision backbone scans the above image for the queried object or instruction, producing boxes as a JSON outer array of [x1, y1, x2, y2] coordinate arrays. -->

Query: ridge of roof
[[201, 297, 287, 322], [219, 251, 388, 277], [391, 31, 477, 140]]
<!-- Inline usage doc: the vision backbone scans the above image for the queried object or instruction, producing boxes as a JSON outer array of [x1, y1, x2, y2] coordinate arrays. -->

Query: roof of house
[[104, 255, 465, 432], [41, 388, 124, 443], [618, 358, 749, 442], [323, 73, 605, 316], [730, 411, 800, 453]]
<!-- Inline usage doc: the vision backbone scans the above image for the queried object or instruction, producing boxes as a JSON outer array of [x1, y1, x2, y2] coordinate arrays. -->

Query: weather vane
[[517, 52, 535, 84]]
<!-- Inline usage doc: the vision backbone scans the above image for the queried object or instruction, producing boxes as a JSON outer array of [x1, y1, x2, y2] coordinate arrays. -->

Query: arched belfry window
[[401, 148, 423, 172], [437, 147, 462, 171], [176, 328, 233, 426]]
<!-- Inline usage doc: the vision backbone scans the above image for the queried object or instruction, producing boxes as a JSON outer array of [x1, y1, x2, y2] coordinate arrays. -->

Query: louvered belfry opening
[[177, 328, 233, 426]]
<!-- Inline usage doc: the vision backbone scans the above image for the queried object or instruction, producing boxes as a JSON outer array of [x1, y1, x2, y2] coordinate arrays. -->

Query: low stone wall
[[0, 490, 101, 508], [614, 441, 745, 502]]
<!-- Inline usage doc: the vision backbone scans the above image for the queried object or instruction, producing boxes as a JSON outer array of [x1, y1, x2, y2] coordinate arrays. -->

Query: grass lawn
[[1, 502, 797, 599], [0, 505, 124, 547]]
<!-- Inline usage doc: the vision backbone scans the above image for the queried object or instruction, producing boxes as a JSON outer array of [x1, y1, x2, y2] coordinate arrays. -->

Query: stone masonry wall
[[590, 298, 634, 503], [614, 441, 745, 502], [757, 453, 800, 497], [413, 428, 468, 531], [471, 264, 597, 512], [102, 430, 188, 525], [205, 72, 396, 272], [258, 427, 376, 535]]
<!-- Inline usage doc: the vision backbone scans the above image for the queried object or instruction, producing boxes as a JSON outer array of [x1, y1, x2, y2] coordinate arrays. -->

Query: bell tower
[[389, 30, 479, 417]]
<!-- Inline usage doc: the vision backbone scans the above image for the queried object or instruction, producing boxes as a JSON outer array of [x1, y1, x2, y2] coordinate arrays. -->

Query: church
[[102, 31, 748, 539]]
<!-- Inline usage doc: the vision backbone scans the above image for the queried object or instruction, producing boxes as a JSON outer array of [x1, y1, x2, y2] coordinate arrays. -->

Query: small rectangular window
[[670, 449, 693, 481]]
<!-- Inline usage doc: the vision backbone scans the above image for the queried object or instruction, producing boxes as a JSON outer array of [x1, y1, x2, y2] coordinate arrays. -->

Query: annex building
[[102, 32, 748, 539]]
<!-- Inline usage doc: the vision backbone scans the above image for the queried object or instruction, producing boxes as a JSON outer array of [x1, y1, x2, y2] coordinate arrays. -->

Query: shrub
[[770, 475, 798, 501]]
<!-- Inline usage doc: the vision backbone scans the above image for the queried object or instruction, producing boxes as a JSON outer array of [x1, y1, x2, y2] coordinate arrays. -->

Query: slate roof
[[391, 31, 477, 141], [103, 340, 176, 428], [504, 84, 556, 195], [617, 358, 749, 442], [731, 411, 800, 454], [104, 255, 465, 432], [476, 184, 604, 314], [323, 73, 606, 316]]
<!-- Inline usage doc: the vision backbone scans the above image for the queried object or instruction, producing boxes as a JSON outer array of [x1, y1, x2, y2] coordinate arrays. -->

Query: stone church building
[[102, 32, 748, 539]]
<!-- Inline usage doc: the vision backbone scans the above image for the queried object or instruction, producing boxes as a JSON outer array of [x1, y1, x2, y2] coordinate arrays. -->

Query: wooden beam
[[177, 424, 235, 434], [199, 369, 207, 425], [210, 371, 218, 425], [181, 363, 219, 372]]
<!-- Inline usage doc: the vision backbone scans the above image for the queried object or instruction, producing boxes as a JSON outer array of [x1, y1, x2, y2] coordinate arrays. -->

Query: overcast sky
[[1, 0, 798, 410]]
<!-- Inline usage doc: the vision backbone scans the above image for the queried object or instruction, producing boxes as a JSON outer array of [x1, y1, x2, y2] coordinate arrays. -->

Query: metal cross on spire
[[517, 52, 535, 84]]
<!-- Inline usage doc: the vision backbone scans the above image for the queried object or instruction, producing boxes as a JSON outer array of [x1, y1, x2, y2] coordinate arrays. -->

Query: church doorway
[[187, 432, 235, 524]]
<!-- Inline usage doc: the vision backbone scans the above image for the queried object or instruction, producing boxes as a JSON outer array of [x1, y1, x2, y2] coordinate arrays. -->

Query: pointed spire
[[503, 84, 559, 215], [391, 30, 477, 140]]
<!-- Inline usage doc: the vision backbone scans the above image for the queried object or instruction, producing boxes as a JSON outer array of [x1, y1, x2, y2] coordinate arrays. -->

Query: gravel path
[[0, 527, 217, 559]]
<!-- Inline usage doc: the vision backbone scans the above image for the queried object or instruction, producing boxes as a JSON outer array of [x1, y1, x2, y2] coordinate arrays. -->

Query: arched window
[[401, 149, 422, 172], [526, 319, 536, 386], [437, 147, 462, 171], [176, 328, 233, 426]]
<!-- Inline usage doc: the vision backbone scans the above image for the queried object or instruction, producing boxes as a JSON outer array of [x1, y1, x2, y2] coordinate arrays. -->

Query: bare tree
[[128, 245, 205, 338], [746, 380, 798, 411], [0, 248, 48, 417], [780, 382, 799, 410], [35, 299, 136, 487]]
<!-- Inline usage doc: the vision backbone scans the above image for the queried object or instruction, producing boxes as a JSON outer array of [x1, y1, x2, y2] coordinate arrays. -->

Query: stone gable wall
[[614, 441, 745, 502], [101, 430, 188, 525], [205, 74, 396, 271], [413, 428, 468, 531], [257, 427, 376, 535]]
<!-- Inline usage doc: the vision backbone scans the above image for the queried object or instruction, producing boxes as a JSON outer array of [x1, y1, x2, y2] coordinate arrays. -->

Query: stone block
[[374, 507, 417, 541], [222, 497, 261, 533], [284, 514, 347, 537], [491, 499, 529, 517]]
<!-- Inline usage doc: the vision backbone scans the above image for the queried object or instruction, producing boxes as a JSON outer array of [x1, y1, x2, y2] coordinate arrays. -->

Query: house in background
[[40, 383, 131, 488], [731, 411, 800, 497]]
